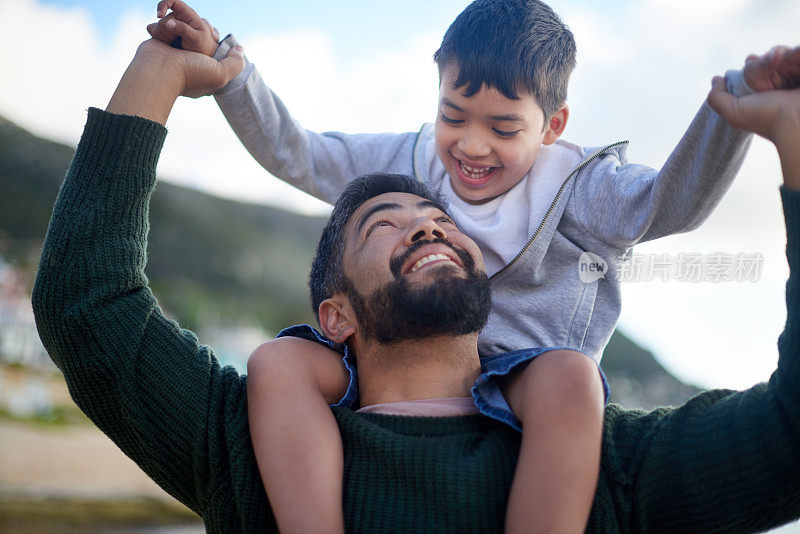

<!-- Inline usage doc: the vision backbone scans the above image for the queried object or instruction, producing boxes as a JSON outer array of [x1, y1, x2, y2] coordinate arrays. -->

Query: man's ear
[[318, 295, 357, 343], [542, 104, 569, 145]]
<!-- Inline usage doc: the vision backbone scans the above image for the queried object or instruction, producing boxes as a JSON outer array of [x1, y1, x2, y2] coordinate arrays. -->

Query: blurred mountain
[[0, 114, 326, 332], [0, 114, 701, 409], [602, 331, 701, 408]]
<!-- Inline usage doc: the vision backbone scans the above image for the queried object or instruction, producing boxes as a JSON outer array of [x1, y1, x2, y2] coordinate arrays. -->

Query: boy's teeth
[[410, 253, 451, 273], [459, 160, 493, 179]]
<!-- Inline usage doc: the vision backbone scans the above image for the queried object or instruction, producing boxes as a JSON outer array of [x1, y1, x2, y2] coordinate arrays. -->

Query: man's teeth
[[459, 160, 493, 179], [410, 254, 452, 273]]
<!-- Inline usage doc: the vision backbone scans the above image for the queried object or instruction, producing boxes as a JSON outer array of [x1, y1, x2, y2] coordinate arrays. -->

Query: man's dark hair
[[433, 0, 576, 120], [309, 173, 447, 322]]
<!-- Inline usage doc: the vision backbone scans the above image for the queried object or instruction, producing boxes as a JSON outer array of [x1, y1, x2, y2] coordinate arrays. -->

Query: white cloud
[[0, 0, 113, 144], [0, 2, 440, 215], [239, 28, 441, 134]]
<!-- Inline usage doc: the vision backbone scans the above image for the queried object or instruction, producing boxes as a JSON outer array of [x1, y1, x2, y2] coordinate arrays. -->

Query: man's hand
[[147, 0, 220, 57], [175, 40, 244, 98], [708, 74, 800, 190], [743, 45, 800, 92], [708, 76, 800, 142], [106, 39, 244, 125]]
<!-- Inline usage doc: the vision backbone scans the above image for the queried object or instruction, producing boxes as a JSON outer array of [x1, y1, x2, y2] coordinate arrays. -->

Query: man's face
[[434, 65, 553, 205], [340, 192, 491, 343]]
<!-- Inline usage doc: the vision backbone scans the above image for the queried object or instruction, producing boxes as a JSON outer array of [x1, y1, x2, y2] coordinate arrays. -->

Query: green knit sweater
[[33, 109, 800, 533]]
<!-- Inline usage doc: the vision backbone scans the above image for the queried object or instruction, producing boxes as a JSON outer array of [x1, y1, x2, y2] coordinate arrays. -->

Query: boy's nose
[[458, 129, 491, 158]]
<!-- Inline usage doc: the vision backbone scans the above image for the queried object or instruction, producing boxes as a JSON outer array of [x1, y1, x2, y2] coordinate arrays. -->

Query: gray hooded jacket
[[213, 36, 752, 360]]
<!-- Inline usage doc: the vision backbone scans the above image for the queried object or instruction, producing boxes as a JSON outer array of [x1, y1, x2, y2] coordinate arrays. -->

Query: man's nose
[[405, 217, 447, 245], [457, 127, 491, 158]]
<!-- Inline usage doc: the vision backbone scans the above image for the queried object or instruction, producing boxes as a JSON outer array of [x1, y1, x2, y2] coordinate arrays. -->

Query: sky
[[1, 0, 799, 390]]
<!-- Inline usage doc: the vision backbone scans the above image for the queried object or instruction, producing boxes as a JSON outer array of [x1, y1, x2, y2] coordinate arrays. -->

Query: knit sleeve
[[602, 186, 800, 533], [31, 108, 250, 517]]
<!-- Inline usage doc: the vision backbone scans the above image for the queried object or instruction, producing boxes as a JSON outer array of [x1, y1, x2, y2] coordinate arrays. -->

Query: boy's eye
[[493, 127, 521, 138], [440, 112, 464, 125]]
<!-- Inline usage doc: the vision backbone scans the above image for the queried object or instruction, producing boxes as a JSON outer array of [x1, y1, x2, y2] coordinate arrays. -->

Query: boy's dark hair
[[433, 0, 576, 120], [309, 173, 447, 322]]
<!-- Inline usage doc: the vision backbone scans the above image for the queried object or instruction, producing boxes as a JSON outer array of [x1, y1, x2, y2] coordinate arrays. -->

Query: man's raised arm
[[590, 67, 800, 533], [31, 41, 252, 518]]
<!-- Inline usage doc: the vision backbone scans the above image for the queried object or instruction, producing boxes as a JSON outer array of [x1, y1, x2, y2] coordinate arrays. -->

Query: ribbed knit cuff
[[79, 107, 167, 180], [60, 108, 169, 221]]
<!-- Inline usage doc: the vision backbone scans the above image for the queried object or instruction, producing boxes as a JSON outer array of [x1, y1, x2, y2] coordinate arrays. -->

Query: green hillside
[[0, 114, 326, 332], [0, 115, 700, 408]]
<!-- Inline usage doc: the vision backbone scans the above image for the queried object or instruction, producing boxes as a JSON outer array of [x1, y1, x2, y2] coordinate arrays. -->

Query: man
[[33, 38, 800, 533]]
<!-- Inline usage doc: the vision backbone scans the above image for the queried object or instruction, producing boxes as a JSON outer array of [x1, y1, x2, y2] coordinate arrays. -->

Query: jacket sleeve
[[570, 98, 752, 250], [602, 186, 800, 533], [213, 35, 419, 205], [31, 108, 250, 517]]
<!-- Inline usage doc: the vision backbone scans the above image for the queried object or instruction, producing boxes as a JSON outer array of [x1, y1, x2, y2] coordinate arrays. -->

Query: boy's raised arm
[[146, 0, 421, 206], [570, 46, 800, 249]]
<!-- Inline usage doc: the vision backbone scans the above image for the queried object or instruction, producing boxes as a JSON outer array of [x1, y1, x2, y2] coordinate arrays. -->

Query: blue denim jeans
[[277, 325, 609, 432]]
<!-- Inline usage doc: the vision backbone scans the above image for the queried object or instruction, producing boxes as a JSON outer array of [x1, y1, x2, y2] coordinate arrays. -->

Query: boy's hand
[[743, 45, 800, 92], [147, 0, 219, 57]]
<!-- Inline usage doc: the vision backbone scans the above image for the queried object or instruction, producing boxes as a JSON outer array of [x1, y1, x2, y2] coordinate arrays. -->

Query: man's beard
[[344, 238, 492, 344]]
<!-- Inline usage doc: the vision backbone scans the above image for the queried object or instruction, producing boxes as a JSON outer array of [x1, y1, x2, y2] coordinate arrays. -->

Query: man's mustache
[[389, 238, 475, 278]]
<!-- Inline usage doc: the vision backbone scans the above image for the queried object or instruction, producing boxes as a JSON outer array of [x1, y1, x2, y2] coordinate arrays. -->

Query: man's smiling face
[[343, 192, 483, 293], [340, 192, 491, 343]]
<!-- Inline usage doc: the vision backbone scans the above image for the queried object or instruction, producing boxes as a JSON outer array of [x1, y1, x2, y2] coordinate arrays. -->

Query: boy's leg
[[247, 337, 350, 534], [501, 349, 605, 534]]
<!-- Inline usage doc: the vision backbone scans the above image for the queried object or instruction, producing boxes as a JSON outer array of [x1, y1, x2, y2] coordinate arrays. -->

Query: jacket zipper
[[489, 140, 629, 281]]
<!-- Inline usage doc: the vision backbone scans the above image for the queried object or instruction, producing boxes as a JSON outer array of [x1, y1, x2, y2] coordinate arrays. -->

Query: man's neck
[[352, 333, 482, 407]]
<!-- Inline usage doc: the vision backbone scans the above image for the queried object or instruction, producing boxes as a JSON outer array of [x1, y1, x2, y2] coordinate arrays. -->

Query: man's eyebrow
[[417, 199, 448, 214], [357, 202, 402, 234], [417, 199, 459, 227]]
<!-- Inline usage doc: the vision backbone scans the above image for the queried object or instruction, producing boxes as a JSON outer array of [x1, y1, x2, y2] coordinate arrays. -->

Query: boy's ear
[[318, 295, 357, 343], [542, 104, 569, 145]]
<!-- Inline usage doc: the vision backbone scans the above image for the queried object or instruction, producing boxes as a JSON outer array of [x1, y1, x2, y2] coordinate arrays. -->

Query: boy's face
[[434, 65, 565, 204]]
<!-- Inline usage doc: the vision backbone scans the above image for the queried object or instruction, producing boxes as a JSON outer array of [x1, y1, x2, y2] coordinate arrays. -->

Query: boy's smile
[[434, 66, 567, 204]]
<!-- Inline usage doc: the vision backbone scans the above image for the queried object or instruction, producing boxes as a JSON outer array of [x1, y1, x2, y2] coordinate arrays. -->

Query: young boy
[[147, 0, 799, 532]]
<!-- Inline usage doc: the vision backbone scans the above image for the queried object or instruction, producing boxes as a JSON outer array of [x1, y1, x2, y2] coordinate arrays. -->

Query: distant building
[[0, 255, 52, 370]]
